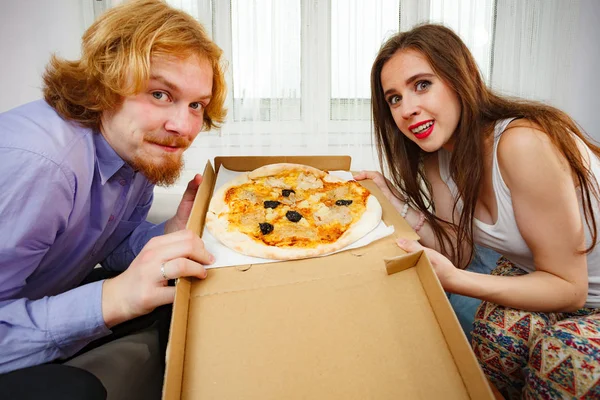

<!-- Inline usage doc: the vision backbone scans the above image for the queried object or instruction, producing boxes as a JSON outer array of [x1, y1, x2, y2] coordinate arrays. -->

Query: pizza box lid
[[163, 156, 494, 400]]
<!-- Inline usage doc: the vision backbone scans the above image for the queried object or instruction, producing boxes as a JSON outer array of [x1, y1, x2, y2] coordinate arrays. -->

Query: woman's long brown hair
[[371, 24, 600, 267]]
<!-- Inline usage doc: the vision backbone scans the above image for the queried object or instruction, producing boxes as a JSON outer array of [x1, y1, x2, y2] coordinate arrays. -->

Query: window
[[330, 0, 400, 121], [230, 0, 302, 122], [205, 0, 493, 128]]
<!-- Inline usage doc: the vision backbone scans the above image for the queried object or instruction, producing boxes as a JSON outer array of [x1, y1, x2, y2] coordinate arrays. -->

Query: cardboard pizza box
[[163, 156, 494, 399]]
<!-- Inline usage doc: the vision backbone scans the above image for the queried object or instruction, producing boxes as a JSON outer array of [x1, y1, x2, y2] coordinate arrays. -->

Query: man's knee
[[0, 364, 106, 400]]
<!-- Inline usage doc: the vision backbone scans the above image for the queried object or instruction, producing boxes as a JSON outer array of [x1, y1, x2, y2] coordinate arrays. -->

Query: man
[[0, 0, 226, 398]]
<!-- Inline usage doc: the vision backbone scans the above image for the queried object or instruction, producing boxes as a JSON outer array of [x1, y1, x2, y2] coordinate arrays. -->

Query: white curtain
[[491, 0, 579, 110]]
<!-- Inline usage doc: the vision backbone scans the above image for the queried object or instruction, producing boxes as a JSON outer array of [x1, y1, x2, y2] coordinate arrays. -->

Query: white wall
[[562, 0, 600, 140], [0, 0, 87, 112]]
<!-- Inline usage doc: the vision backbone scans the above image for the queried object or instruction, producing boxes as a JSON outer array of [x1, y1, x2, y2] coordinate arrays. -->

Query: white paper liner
[[202, 166, 394, 269]]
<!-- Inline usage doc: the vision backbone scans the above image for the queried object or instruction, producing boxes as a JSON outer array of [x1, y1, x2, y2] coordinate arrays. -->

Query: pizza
[[205, 163, 382, 260]]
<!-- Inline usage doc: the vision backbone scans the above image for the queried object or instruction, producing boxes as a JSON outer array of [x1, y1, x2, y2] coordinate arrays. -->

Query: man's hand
[[396, 238, 458, 290], [101, 229, 213, 328], [165, 174, 203, 234]]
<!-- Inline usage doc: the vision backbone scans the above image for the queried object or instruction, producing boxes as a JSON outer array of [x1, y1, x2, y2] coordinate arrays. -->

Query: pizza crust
[[248, 163, 327, 180], [205, 164, 382, 260], [208, 172, 251, 216]]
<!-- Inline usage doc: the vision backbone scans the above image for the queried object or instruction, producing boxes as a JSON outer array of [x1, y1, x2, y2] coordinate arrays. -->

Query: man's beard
[[132, 134, 190, 186], [132, 152, 184, 186]]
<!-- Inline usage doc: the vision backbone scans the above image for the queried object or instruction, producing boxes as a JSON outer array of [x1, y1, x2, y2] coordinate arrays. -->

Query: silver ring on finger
[[160, 262, 169, 281]]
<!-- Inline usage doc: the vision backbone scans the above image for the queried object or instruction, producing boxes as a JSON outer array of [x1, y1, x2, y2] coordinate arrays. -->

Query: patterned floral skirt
[[471, 258, 600, 400]]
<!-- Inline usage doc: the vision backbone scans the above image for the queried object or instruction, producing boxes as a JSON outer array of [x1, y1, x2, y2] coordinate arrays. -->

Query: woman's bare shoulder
[[497, 119, 566, 189], [498, 119, 553, 158]]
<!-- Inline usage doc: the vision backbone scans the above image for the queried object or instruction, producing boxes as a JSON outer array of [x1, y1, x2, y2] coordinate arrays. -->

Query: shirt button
[[109, 215, 115, 222], [119, 179, 126, 186]]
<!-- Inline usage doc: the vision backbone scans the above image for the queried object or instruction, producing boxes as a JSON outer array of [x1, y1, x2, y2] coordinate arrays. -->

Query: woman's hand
[[354, 170, 405, 212], [396, 238, 459, 290]]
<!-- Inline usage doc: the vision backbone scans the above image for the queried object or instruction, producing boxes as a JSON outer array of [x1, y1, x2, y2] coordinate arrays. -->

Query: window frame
[[212, 0, 374, 137]]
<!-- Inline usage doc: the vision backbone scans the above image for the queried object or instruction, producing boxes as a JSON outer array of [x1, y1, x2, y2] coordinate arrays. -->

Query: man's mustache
[[145, 134, 191, 148]]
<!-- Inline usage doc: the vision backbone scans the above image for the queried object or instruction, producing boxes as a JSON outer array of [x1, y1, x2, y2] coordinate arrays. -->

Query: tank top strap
[[490, 118, 518, 201]]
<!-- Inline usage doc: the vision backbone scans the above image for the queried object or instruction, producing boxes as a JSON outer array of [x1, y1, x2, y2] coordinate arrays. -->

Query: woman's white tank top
[[438, 119, 600, 307]]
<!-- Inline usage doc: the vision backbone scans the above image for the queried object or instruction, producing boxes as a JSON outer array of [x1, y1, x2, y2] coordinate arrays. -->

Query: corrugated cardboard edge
[[162, 162, 215, 400], [385, 252, 495, 399], [162, 277, 190, 400]]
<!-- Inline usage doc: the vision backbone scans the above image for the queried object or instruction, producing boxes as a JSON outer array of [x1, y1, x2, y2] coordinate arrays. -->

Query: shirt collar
[[93, 132, 131, 184]]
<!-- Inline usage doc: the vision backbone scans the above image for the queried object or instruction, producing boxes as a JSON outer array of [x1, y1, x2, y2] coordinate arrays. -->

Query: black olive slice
[[259, 222, 274, 235], [335, 199, 353, 206], [285, 210, 303, 222], [282, 189, 295, 197], [264, 200, 280, 209]]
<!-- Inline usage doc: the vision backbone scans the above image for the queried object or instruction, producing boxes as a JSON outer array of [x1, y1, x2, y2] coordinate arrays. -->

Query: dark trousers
[[0, 268, 173, 400], [0, 364, 107, 400]]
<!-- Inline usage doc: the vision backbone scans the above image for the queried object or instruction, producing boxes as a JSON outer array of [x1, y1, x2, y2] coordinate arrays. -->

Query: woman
[[356, 24, 600, 399]]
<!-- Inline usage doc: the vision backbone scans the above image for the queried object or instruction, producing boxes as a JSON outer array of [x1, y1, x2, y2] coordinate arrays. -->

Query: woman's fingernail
[[397, 238, 406, 245]]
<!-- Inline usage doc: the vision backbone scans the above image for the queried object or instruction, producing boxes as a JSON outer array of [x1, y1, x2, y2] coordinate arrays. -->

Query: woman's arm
[[446, 123, 588, 312]]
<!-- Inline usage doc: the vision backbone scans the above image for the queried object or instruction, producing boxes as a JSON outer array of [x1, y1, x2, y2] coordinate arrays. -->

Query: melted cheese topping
[[222, 170, 370, 248]]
